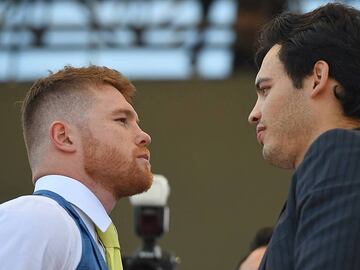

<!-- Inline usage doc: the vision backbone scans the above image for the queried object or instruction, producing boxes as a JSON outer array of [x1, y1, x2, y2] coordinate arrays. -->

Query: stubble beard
[[262, 92, 313, 170], [83, 134, 153, 200], [263, 141, 297, 169]]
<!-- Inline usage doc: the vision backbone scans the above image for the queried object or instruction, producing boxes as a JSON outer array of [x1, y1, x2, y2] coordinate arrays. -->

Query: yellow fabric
[[96, 223, 123, 270]]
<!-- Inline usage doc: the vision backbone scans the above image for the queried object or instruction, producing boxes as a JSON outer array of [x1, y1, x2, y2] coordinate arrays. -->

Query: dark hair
[[249, 226, 273, 251], [235, 227, 273, 270], [255, 3, 360, 118]]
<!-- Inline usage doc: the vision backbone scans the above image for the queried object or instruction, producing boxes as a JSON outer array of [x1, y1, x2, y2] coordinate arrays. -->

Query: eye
[[115, 117, 128, 125], [259, 87, 270, 97]]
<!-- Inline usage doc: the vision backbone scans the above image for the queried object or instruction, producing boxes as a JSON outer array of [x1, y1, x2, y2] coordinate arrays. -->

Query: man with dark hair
[[248, 3, 360, 269], [0, 66, 152, 269]]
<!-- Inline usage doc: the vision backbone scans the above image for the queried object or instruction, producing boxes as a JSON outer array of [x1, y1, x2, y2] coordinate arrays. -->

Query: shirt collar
[[34, 175, 112, 232]]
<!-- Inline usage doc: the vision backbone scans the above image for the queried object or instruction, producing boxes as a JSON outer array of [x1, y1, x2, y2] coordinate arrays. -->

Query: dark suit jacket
[[259, 128, 360, 270]]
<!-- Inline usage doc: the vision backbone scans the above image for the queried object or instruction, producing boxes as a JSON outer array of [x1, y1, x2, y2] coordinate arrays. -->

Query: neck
[[66, 173, 118, 214], [32, 169, 117, 214], [85, 182, 117, 214]]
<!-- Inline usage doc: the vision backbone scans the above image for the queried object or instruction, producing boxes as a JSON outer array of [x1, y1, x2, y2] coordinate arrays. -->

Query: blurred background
[[0, 0, 358, 269]]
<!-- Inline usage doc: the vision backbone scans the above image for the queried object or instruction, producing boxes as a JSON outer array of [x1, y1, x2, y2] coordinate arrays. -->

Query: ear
[[49, 121, 77, 153], [310, 60, 329, 98]]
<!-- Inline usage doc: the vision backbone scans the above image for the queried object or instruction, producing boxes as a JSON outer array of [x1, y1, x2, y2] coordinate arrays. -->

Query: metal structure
[[1, 0, 359, 82], [0, 0, 237, 81]]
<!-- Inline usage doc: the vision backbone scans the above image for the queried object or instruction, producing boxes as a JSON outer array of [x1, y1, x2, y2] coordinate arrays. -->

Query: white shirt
[[0, 175, 112, 270]]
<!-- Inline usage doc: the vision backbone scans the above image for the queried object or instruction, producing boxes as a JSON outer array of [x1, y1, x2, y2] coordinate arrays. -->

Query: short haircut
[[21, 65, 135, 165], [255, 3, 360, 119]]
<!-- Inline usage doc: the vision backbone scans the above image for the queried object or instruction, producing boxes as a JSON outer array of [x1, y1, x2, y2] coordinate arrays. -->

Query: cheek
[[118, 140, 135, 157], [262, 95, 282, 118]]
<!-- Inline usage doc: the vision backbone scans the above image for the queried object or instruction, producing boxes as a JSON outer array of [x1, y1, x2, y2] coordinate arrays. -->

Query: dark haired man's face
[[81, 84, 153, 199], [248, 44, 313, 169]]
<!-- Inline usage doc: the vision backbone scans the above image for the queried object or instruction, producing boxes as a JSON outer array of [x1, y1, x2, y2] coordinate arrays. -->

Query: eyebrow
[[111, 108, 139, 122], [255, 77, 272, 91]]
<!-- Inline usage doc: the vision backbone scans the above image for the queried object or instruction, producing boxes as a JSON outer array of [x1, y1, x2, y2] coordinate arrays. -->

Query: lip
[[256, 126, 266, 145], [137, 152, 150, 161]]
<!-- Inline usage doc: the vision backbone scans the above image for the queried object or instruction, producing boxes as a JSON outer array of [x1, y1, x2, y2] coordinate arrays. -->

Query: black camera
[[123, 175, 179, 270]]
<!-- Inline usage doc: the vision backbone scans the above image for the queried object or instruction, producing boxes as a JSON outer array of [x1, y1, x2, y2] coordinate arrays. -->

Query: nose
[[136, 128, 151, 147], [248, 100, 261, 125]]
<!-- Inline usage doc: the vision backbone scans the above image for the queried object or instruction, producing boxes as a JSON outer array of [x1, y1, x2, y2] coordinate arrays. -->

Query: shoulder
[[307, 128, 360, 154], [299, 128, 360, 172], [295, 128, 360, 196], [0, 195, 82, 269], [1, 195, 79, 234]]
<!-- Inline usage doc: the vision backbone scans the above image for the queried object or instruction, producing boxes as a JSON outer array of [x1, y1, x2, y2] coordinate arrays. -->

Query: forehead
[[92, 84, 138, 117], [255, 44, 285, 84]]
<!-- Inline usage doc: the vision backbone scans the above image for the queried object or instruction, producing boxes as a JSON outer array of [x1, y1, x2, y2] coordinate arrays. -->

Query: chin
[[117, 171, 153, 198], [141, 171, 154, 191], [263, 145, 295, 169]]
